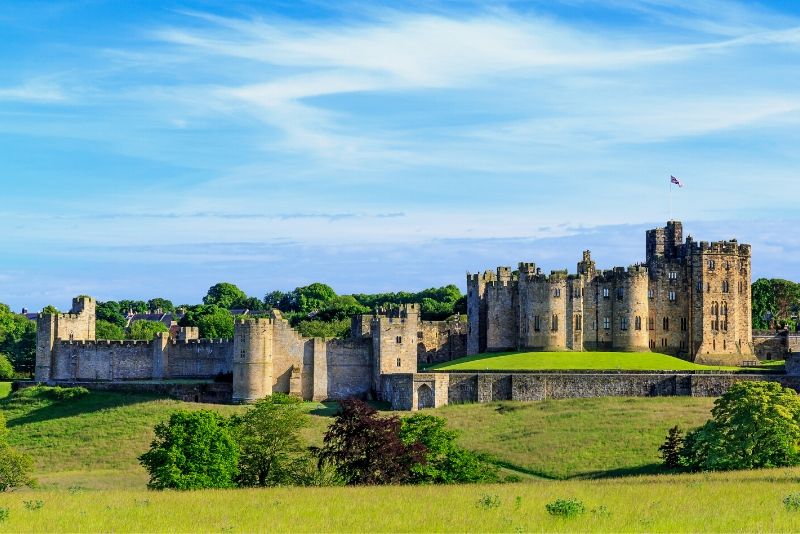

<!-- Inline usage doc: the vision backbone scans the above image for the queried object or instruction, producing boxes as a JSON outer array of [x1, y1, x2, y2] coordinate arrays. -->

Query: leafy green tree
[[296, 319, 351, 339], [399, 413, 498, 483], [284, 283, 338, 314], [679, 381, 800, 471], [119, 300, 147, 314], [658, 425, 684, 469], [264, 291, 287, 310], [96, 301, 127, 328], [139, 410, 239, 490], [179, 305, 234, 339], [95, 320, 125, 340], [41, 305, 58, 314], [0, 305, 36, 375], [230, 394, 312, 487], [203, 283, 248, 309], [0, 412, 34, 491], [0, 356, 14, 380], [147, 298, 175, 313], [128, 320, 168, 340]]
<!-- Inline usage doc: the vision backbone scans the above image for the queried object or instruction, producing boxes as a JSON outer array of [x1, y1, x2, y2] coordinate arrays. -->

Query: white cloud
[[0, 79, 66, 103]]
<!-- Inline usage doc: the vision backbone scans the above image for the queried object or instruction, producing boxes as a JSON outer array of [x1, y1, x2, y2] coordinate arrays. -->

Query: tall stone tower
[[371, 304, 419, 395], [232, 318, 273, 403], [35, 296, 96, 383]]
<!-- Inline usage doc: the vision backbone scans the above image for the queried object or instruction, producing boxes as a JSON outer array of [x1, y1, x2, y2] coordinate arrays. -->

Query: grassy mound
[[428, 351, 771, 372]]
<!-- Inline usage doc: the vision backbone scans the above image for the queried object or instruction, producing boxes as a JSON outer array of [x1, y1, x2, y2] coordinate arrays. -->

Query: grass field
[[1, 470, 800, 532], [2, 385, 796, 532], [428, 351, 777, 372]]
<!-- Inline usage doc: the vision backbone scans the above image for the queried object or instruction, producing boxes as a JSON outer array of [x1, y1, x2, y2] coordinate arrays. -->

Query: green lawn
[[429, 351, 767, 372]]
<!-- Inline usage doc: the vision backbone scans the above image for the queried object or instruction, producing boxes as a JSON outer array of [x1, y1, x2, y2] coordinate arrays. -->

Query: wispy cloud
[[0, 79, 66, 103]]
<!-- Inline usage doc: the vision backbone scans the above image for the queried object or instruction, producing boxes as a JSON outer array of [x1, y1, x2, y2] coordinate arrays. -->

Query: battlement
[[57, 339, 149, 347], [235, 317, 274, 326], [596, 264, 649, 281], [689, 240, 749, 255]]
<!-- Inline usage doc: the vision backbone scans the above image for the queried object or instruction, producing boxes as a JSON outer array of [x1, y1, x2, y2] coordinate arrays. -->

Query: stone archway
[[417, 383, 434, 409]]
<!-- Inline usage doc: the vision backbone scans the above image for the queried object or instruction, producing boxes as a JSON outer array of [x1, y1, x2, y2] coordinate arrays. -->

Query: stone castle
[[33, 220, 769, 410], [34, 298, 465, 404], [467, 221, 753, 365]]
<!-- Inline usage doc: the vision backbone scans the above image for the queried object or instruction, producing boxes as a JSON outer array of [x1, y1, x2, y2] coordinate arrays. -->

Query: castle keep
[[467, 221, 753, 364]]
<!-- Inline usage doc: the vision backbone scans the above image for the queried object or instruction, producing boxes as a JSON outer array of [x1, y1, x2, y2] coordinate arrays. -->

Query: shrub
[[316, 399, 425, 485], [545, 498, 586, 518], [139, 410, 238, 490], [0, 355, 13, 380], [679, 381, 800, 471], [399, 413, 498, 484], [0, 443, 35, 491], [0, 508, 8, 522], [17, 385, 89, 402], [476, 493, 500, 509], [23, 500, 43, 511], [784, 493, 800, 511], [658, 425, 684, 469]]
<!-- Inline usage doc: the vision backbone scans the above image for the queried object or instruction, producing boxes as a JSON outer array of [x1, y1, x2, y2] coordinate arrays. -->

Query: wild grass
[[429, 350, 769, 372], [3, 469, 800, 532]]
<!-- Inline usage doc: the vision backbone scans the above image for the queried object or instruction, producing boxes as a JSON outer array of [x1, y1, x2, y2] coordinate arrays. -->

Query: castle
[[467, 221, 753, 364], [32, 220, 765, 410], [34, 298, 465, 405]]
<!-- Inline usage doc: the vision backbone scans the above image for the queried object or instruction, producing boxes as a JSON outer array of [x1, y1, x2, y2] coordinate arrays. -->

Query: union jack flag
[[670, 175, 683, 187]]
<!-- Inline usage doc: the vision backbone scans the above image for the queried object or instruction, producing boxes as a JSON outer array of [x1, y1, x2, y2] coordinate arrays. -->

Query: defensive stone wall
[[418, 319, 467, 365]]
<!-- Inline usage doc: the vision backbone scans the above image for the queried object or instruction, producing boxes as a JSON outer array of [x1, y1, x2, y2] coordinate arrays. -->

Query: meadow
[[428, 350, 782, 372], [2, 385, 800, 532]]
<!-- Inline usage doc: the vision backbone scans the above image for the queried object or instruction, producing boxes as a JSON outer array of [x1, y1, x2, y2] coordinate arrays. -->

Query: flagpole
[[669, 177, 673, 221]]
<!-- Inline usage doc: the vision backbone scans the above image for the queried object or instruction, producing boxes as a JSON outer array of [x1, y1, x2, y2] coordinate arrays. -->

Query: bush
[[139, 410, 239, 490], [399, 413, 498, 484], [658, 425, 684, 469], [0, 508, 8, 522], [476, 494, 500, 509], [678, 381, 800, 471], [546, 498, 586, 518], [0, 444, 34, 491], [784, 493, 800, 511], [0, 355, 13, 381], [15, 386, 89, 402]]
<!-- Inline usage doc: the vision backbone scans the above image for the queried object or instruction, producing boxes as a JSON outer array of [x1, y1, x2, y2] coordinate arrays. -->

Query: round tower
[[613, 266, 650, 351], [232, 318, 273, 403]]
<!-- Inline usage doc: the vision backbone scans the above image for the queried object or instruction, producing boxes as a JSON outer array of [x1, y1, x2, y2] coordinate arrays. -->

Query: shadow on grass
[[578, 463, 664, 479], [309, 400, 392, 418], [2, 390, 164, 428]]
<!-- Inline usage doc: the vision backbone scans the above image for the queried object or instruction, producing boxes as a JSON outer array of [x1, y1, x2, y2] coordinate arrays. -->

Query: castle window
[[662, 338, 667, 347], [554, 288, 561, 297], [723, 340, 726, 350], [722, 280, 729, 293], [551, 315, 559, 332], [724, 261, 730, 270], [417, 331, 424, 339], [648, 317, 655, 330], [602, 287, 609, 298], [620, 317, 628, 331], [680, 317, 687, 331], [711, 302, 719, 315], [697, 281, 703, 293], [396, 336, 402, 344], [533, 315, 540, 331], [721, 302, 728, 316], [635, 316, 642, 330], [707, 259, 715, 270], [616, 287, 624, 300], [396, 358, 401, 367], [239, 350, 245, 359], [663, 317, 670, 331], [722, 320, 728, 331], [592, 320, 597, 330], [668, 271, 677, 280], [575, 315, 582, 331], [648, 289, 654, 299], [603, 317, 610, 330], [668, 291, 676, 302]]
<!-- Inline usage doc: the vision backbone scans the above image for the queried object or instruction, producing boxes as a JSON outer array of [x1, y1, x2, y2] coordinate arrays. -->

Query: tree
[[658, 425, 684, 469], [0, 355, 14, 380], [128, 319, 168, 340], [147, 298, 175, 313], [286, 283, 337, 314], [296, 319, 351, 339], [96, 320, 126, 340], [0, 305, 36, 375], [119, 300, 147, 314], [399, 413, 498, 483], [264, 291, 287, 310], [0, 412, 34, 491], [96, 301, 127, 328], [179, 305, 234, 339], [230, 394, 312, 487], [316, 399, 425, 485], [139, 410, 239, 490], [203, 283, 247, 309], [678, 381, 800, 471], [41, 305, 58, 314]]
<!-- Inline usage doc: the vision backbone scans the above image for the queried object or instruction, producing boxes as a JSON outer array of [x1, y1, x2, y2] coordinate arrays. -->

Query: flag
[[670, 175, 683, 187]]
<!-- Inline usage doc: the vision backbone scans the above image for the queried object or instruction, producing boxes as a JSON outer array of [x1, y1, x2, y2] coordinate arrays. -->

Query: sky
[[1, 0, 799, 311]]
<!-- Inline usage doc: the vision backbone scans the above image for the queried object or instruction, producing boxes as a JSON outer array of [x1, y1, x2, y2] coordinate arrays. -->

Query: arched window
[[551, 314, 559, 332], [635, 316, 642, 330], [417, 384, 434, 409]]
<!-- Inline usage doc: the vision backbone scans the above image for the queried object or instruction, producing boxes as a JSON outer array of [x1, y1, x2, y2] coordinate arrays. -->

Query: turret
[[232, 318, 273, 403]]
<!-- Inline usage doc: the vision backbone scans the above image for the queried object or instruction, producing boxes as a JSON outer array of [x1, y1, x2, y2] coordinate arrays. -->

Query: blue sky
[[1, 0, 800, 311]]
